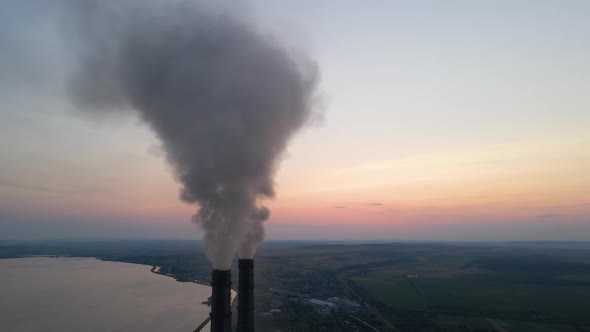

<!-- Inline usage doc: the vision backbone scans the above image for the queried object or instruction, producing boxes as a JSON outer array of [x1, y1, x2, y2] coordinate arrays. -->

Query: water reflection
[[0, 257, 210, 332]]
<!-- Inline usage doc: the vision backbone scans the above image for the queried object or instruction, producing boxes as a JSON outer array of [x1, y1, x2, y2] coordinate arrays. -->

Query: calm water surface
[[0, 257, 211, 332]]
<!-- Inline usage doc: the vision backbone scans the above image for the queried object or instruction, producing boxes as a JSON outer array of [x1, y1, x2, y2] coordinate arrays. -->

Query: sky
[[0, 0, 589, 241]]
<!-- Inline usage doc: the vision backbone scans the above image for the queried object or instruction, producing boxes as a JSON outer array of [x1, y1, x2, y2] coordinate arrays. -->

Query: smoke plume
[[67, 0, 319, 269]]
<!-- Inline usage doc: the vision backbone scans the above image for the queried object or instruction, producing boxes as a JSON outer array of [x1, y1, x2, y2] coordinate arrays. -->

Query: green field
[[351, 276, 428, 310], [351, 276, 590, 324], [253, 241, 590, 331]]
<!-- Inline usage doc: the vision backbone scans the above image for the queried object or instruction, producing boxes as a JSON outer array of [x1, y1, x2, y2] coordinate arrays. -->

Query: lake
[[0, 257, 211, 332]]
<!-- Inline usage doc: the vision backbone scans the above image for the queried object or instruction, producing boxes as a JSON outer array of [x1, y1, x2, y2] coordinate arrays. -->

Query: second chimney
[[237, 259, 254, 332]]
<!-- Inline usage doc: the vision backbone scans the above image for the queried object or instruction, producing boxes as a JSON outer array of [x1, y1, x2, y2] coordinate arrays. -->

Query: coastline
[[1, 254, 212, 287], [150, 264, 212, 287]]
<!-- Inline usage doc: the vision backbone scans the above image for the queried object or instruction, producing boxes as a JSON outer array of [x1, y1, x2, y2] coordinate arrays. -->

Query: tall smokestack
[[237, 259, 255, 332], [211, 269, 232, 332]]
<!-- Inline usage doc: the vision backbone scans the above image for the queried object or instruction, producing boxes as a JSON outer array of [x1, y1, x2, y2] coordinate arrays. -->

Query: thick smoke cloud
[[67, 0, 319, 269]]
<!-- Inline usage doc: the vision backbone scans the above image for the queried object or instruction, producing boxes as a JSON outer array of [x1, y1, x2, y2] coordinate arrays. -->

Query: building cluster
[[308, 297, 361, 314]]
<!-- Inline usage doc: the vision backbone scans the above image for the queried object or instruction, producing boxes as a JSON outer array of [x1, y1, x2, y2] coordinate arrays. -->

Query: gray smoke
[[66, 0, 319, 269]]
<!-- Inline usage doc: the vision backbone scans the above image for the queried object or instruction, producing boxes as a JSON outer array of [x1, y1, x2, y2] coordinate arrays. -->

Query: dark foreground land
[[2, 240, 590, 332]]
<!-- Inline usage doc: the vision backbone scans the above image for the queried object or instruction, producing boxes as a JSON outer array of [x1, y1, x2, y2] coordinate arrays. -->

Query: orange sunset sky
[[0, 0, 589, 240]]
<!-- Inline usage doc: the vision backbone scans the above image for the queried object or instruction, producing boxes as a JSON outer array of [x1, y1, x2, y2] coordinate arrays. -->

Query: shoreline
[[2, 255, 214, 288], [149, 265, 212, 287]]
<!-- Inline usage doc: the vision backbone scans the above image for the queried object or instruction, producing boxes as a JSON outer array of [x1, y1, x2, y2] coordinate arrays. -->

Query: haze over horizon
[[1, 0, 589, 241]]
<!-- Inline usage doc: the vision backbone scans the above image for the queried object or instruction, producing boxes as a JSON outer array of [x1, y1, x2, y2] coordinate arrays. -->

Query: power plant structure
[[210, 269, 232, 332], [237, 259, 255, 332], [209, 259, 255, 332]]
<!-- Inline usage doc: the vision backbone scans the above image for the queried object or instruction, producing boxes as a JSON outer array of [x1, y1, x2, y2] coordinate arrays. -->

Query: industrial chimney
[[237, 259, 255, 332], [210, 269, 232, 332]]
